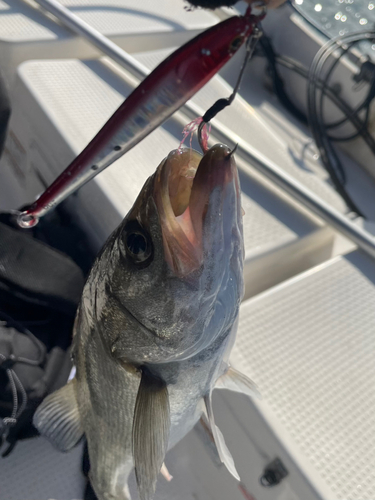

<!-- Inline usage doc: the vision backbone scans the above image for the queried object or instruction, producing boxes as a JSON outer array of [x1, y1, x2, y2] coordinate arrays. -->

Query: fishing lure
[[17, 7, 264, 228]]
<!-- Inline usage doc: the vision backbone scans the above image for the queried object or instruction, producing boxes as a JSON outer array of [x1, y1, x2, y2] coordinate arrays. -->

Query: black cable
[[318, 42, 375, 144], [258, 35, 308, 124], [308, 31, 375, 111], [308, 46, 360, 212], [317, 42, 353, 150], [276, 46, 375, 213], [316, 43, 355, 186], [329, 105, 371, 142], [259, 34, 375, 151], [327, 75, 375, 143], [255, 29, 375, 216], [261, 38, 375, 153], [274, 55, 375, 154], [259, 41, 365, 214], [307, 31, 375, 216], [325, 91, 370, 130]]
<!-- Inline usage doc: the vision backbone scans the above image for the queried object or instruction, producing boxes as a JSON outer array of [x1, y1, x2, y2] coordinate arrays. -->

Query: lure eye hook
[[17, 212, 39, 229], [198, 121, 210, 154]]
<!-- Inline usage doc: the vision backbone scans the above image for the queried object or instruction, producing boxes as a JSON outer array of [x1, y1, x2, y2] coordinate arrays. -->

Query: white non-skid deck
[[229, 250, 375, 500]]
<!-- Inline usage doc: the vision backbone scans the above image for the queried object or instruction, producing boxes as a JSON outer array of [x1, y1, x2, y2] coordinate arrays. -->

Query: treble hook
[[198, 24, 263, 153]]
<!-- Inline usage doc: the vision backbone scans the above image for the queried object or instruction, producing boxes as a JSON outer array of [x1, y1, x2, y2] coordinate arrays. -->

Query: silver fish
[[33, 144, 259, 500]]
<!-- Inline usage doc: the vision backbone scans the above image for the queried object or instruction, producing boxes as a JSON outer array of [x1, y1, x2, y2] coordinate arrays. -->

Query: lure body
[[19, 10, 258, 227]]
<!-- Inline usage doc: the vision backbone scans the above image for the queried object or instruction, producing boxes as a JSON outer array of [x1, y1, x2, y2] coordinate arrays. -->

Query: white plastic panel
[[230, 250, 375, 500], [0, 0, 218, 83], [0, 438, 85, 500], [0, 57, 334, 296]]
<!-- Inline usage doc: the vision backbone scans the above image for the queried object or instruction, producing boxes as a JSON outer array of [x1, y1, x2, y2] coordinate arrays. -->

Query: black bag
[[0, 219, 85, 456]]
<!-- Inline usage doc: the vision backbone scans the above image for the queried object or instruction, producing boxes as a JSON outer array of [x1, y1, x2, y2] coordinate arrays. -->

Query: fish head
[[95, 144, 244, 364]]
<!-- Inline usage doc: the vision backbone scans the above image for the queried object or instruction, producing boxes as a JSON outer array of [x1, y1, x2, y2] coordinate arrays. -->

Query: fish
[[33, 144, 259, 500], [18, 7, 260, 228]]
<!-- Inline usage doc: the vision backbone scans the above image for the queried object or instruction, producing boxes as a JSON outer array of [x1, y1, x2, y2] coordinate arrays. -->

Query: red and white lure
[[17, 6, 265, 228]]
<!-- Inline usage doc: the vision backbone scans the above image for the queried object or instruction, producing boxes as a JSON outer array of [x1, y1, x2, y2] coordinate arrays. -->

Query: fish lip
[[154, 145, 236, 278], [154, 148, 203, 278]]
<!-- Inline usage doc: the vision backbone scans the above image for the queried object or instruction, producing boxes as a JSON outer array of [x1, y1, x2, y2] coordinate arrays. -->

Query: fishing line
[[198, 25, 263, 152]]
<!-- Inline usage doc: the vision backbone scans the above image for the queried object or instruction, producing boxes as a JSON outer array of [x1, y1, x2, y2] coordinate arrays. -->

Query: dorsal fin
[[132, 367, 170, 500], [33, 379, 83, 451]]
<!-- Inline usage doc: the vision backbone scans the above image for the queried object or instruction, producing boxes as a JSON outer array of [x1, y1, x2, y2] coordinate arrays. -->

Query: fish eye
[[123, 222, 153, 267], [230, 35, 243, 52], [127, 232, 147, 255]]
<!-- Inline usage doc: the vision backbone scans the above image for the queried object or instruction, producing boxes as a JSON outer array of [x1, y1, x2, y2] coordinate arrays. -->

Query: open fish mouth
[[154, 145, 236, 277]]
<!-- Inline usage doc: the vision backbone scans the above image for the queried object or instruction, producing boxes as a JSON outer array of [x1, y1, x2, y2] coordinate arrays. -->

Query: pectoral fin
[[33, 378, 83, 451], [215, 366, 261, 399], [204, 393, 240, 481], [132, 367, 170, 500]]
